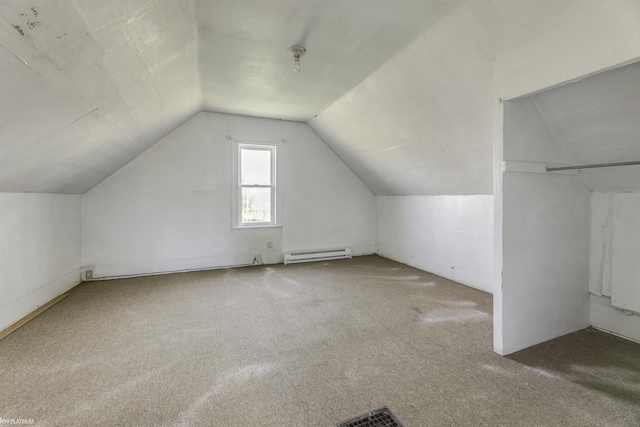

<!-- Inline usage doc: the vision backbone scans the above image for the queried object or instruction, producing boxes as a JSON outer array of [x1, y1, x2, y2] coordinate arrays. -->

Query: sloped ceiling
[[196, 0, 467, 121], [0, 0, 201, 193], [0, 0, 610, 194], [309, 0, 605, 195]]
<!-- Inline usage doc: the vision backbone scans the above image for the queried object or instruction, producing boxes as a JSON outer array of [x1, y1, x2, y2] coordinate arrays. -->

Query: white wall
[[493, 0, 640, 354], [496, 99, 593, 355], [82, 112, 376, 278], [497, 62, 640, 352], [589, 192, 640, 342], [0, 193, 81, 331], [501, 172, 591, 355], [376, 195, 493, 293]]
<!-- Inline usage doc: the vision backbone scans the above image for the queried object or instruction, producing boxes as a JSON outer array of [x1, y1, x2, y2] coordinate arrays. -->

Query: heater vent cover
[[284, 248, 351, 265]]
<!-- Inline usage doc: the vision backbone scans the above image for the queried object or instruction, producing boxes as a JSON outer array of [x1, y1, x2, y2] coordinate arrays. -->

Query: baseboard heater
[[284, 248, 352, 265]]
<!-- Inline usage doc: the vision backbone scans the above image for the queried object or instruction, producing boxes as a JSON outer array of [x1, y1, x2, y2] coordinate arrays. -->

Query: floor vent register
[[337, 407, 404, 427]]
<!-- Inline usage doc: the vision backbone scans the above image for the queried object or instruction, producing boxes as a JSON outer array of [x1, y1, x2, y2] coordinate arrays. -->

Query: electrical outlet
[[85, 270, 93, 280], [267, 242, 273, 248]]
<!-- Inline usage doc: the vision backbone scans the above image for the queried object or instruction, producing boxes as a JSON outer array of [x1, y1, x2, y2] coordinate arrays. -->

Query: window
[[237, 144, 276, 226]]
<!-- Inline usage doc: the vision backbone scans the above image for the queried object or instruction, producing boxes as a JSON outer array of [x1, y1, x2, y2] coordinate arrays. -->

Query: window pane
[[241, 148, 271, 186], [241, 187, 271, 223]]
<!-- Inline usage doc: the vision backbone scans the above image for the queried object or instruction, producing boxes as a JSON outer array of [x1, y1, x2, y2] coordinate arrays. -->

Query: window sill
[[232, 224, 282, 230]]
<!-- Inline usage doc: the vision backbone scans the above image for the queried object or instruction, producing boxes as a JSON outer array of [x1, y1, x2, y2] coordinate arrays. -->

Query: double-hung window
[[237, 144, 276, 226]]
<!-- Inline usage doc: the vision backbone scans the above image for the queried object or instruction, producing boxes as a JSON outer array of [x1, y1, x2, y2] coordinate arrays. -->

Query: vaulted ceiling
[[0, 0, 615, 194], [196, 0, 466, 120]]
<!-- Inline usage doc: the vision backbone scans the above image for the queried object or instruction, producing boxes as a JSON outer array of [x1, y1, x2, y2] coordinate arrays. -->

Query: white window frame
[[232, 142, 279, 228]]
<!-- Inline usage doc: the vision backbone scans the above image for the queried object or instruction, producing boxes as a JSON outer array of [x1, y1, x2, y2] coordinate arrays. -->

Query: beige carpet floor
[[1, 255, 639, 426]]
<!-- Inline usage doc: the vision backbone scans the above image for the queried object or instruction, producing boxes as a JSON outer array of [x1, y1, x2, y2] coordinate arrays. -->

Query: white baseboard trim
[[83, 246, 376, 281]]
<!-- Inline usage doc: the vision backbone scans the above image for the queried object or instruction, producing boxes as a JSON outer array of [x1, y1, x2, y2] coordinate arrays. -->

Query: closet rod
[[546, 160, 640, 172]]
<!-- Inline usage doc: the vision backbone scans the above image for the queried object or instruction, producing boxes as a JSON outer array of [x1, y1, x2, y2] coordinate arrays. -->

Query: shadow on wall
[[506, 328, 640, 406]]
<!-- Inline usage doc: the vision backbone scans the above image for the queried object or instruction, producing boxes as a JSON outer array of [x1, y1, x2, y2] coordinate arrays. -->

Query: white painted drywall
[[496, 99, 592, 355], [501, 172, 591, 355], [82, 112, 376, 278], [501, 97, 572, 165], [589, 192, 640, 342], [376, 195, 493, 293], [0, 193, 81, 331], [493, 0, 640, 354]]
